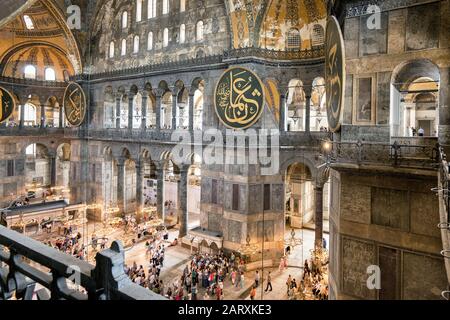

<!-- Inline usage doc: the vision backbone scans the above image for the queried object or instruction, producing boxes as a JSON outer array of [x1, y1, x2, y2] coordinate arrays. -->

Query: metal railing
[[328, 140, 439, 169], [436, 146, 450, 300], [0, 225, 165, 300]]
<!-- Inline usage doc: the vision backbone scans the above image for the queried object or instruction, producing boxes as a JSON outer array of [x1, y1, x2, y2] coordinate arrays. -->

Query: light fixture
[[284, 228, 302, 248]]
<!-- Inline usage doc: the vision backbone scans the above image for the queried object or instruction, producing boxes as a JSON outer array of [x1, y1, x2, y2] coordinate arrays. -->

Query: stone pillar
[[128, 94, 134, 130], [115, 95, 121, 129], [40, 104, 46, 128], [141, 93, 148, 131], [19, 97, 26, 128], [136, 162, 143, 221], [439, 67, 450, 146], [156, 166, 165, 219], [279, 94, 286, 132], [314, 185, 324, 248], [50, 155, 57, 187], [155, 93, 162, 131], [117, 159, 125, 215], [172, 93, 177, 130], [59, 102, 64, 128], [177, 168, 188, 238], [305, 88, 312, 133], [188, 93, 194, 131]]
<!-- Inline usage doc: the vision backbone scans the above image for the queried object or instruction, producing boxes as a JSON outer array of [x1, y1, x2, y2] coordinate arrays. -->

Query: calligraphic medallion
[[0, 86, 15, 124], [325, 15, 346, 133], [214, 67, 265, 130], [63, 82, 86, 127]]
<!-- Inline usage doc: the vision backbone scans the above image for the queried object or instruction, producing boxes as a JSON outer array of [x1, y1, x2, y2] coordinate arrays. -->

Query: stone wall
[[341, 0, 450, 143], [329, 167, 447, 300]]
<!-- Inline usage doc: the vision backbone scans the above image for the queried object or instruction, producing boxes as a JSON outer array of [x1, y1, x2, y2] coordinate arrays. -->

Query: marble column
[[117, 159, 125, 215], [439, 67, 450, 146], [305, 89, 311, 133], [50, 155, 57, 187], [156, 167, 165, 219], [136, 162, 143, 221], [177, 168, 188, 238], [40, 104, 46, 128], [172, 93, 177, 130], [19, 97, 26, 128], [141, 93, 148, 131], [188, 93, 194, 131], [115, 96, 121, 129], [279, 94, 286, 132], [128, 94, 134, 130], [314, 185, 324, 248], [155, 94, 162, 131]]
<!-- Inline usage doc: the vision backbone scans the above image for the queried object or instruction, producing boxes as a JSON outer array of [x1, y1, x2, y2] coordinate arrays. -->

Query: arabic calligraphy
[[63, 82, 86, 127], [215, 67, 264, 129], [325, 16, 345, 133], [0, 87, 15, 124]]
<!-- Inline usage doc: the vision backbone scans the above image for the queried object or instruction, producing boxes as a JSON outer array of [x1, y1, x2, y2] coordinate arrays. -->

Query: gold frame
[[63, 81, 87, 127], [213, 66, 265, 130], [352, 74, 376, 125], [0, 86, 16, 124]]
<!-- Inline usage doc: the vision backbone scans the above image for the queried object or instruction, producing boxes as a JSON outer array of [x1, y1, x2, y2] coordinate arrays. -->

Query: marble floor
[[123, 227, 329, 300]]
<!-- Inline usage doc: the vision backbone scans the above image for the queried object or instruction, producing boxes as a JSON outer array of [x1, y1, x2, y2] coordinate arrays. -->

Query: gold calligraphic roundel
[[0, 86, 15, 124], [63, 82, 86, 127], [214, 67, 265, 130], [325, 15, 346, 133]]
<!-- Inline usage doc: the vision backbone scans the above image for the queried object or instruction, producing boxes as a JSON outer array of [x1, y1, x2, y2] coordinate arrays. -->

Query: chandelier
[[284, 228, 302, 248], [237, 234, 260, 256]]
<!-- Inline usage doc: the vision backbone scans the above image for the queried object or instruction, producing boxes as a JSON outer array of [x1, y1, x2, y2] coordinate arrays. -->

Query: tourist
[[231, 269, 236, 285], [286, 274, 292, 294], [254, 270, 260, 287], [240, 272, 245, 289], [265, 271, 272, 292], [250, 285, 257, 300], [418, 127, 425, 136]]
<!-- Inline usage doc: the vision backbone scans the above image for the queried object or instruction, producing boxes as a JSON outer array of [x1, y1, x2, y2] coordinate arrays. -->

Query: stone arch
[[390, 59, 440, 138]]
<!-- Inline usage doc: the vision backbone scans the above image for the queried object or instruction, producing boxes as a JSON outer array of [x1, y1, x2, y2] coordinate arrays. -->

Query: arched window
[[180, 0, 186, 12], [148, 0, 156, 18], [133, 35, 140, 53], [109, 41, 115, 58], [179, 24, 186, 44], [23, 15, 34, 30], [45, 68, 56, 81], [24, 65, 36, 79], [122, 11, 128, 29], [311, 25, 325, 47], [121, 39, 127, 56], [163, 28, 169, 47], [147, 32, 153, 50], [162, 0, 170, 14], [23, 103, 37, 126], [196, 21, 204, 41], [287, 28, 301, 50], [136, 0, 142, 22]]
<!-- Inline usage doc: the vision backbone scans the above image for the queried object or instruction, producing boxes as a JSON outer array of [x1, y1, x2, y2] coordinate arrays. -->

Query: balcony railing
[[0, 225, 165, 300], [437, 146, 450, 300], [328, 140, 439, 169], [0, 76, 67, 88], [223, 46, 325, 61]]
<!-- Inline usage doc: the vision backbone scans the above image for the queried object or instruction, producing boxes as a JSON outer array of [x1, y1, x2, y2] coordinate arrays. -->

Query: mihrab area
[[0, 0, 449, 303]]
